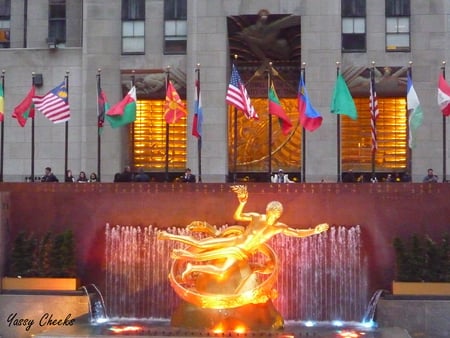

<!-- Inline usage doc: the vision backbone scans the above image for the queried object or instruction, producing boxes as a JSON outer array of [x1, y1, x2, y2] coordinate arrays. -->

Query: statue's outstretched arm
[[281, 223, 329, 238]]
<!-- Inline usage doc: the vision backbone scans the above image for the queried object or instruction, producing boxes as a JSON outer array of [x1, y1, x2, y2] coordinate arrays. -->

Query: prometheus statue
[[158, 185, 329, 330]]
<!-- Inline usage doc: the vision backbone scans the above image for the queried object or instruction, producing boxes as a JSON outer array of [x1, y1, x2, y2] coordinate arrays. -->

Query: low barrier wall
[[0, 182, 449, 301]]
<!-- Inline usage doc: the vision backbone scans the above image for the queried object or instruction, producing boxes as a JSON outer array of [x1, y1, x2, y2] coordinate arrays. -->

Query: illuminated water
[[104, 224, 368, 322]]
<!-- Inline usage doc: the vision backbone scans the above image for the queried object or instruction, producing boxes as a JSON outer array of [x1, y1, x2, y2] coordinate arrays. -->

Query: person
[[64, 169, 75, 182], [342, 169, 355, 183], [76, 171, 88, 183], [385, 174, 394, 182], [181, 168, 196, 183], [158, 185, 329, 280], [88, 172, 98, 182], [41, 167, 59, 182], [114, 165, 134, 182], [134, 168, 150, 182], [423, 168, 438, 183], [271, 169, 293, 183]]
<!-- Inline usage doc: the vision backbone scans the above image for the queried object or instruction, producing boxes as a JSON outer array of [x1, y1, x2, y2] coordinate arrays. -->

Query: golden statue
[[158, 185, 329, 330]]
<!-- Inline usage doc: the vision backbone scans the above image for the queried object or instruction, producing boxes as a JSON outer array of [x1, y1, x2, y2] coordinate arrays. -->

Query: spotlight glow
[[332, 320, 344, 327]]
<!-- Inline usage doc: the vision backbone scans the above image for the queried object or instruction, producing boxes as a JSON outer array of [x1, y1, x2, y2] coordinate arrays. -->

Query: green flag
[[106, 86, 136, 128], [330, 74, 357, 120]]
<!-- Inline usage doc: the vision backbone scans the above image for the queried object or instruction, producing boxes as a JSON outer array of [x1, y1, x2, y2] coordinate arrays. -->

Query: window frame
[[121, 0, 145, 54], [341, 0, 367, 52], [48, 0, 66, 46], [385, 0, 411, 52], [163, 0, 187, 55]]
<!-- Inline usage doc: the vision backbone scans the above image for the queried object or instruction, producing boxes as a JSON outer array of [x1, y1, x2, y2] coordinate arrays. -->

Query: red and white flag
[[33, 81, 70, 123], [437, 73, 450, 117], [370, 73, 379, 152]]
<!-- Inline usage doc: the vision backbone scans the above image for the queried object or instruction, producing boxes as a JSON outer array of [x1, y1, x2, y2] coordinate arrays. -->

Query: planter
[[392, 281, 450, 296], [1, 277, 80, 291]]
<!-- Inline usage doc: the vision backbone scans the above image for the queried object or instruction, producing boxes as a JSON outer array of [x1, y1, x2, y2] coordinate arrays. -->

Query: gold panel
[[342, 97, 407, 172], [227, 98, 302, 172], [132, 100, 187, 170]]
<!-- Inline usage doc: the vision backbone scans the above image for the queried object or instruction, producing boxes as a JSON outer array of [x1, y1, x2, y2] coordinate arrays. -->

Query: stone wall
[[0, 183, 449, 303]]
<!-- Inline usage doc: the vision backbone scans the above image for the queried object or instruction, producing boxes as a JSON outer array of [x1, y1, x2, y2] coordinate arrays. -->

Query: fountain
[[33, 185, 413, 337]]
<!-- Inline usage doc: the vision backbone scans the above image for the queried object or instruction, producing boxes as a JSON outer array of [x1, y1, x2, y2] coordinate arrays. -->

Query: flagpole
[[406, 62, 413, 177], [370, 61, 376, 177], [96, 69, 102, 182], [0, 70, 5, 182], [130, 70, 136, 174], [31, 73, 35, 182], [64, 72, 69, 178], [301, 64, 306, 182], [268, 62, 273, 179], [232, 56, 238, 183], [165, 66, 170, 182], [195, 64, 202, 182], [336, 62, 342, 182], [441, 61, 447, 182]]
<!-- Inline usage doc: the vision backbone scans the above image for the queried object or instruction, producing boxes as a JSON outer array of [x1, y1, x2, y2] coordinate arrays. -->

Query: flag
[[192, 79, 203, 138], [0, 84, 4, 122], [269, 82, 292, 135], [12, 86, 35, 127], [407, 73, 424, 149], [298, 74, 322, 132], [370, 72, 380, 152], [33, 81, 70, 123], [225, 64, 258, 119], [330, 73, 357, 120], [164, 81, 187, 124], [97, 83, 109, 132], [437, 73, 450, 116], [106, 86, 136, 128]]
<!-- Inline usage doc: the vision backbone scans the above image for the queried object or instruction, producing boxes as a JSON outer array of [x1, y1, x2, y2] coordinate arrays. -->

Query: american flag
[[33, 81, 70, 123], [370, 71, 379, 152], [225, 64, 258, 119]]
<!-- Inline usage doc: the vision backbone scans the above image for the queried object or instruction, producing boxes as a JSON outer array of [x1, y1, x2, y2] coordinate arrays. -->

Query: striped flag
[[0, 83, 4, 122], [407, 73, 424, 149], [225, 64, 258, 119], [97, 82, 109, 132], [192, 78, 203, 138], [269, 82, 292, 135], [370, 71, 379, 152], [437, 73, 450, 116], [12, 86, 35, 127], [33, 81, 70, 123], [298, 73, 322, 132]]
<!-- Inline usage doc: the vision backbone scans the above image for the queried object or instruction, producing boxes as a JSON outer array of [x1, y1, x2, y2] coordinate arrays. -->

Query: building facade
[[0, 0, 449, 182]]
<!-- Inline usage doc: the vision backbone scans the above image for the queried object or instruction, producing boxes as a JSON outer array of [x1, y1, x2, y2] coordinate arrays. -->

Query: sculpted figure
[[158, 185, 328, 281]]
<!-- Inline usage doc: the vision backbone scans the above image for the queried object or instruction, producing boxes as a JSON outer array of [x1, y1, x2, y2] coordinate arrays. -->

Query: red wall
[[1, 182, 449, 296]]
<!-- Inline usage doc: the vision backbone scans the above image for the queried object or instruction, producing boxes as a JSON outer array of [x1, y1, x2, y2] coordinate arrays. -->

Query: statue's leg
[[172, 246, 248, 261], [182, 257, 237, 280]]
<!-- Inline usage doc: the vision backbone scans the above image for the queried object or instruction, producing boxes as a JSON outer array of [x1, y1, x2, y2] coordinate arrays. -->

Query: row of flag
[[3, 67, 450, 145], [97, 79, 188, 130], [9, 81, 71, 127], [224, 64, 450, 150]]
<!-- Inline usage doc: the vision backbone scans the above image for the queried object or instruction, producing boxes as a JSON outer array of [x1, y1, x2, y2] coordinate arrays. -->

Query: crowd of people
[[37, 166, 443, 184]]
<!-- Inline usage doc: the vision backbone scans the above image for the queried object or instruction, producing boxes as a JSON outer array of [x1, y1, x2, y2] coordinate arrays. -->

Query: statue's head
[[266, 201, 283, 219]]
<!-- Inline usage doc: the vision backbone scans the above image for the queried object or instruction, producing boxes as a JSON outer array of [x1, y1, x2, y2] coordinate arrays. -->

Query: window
[[341, 97, 407, 172], [122, 0, 145, 54], [341, 0, 366, 52], [0, 0, 10, 48], [132, 100, 187, 171], [164, 0, 187, 54], [386, 0, 410, 51], [48, 0, 66, 46]]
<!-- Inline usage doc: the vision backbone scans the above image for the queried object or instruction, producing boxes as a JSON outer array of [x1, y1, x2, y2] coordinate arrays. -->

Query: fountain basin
[[33, 318, 412, 338]]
